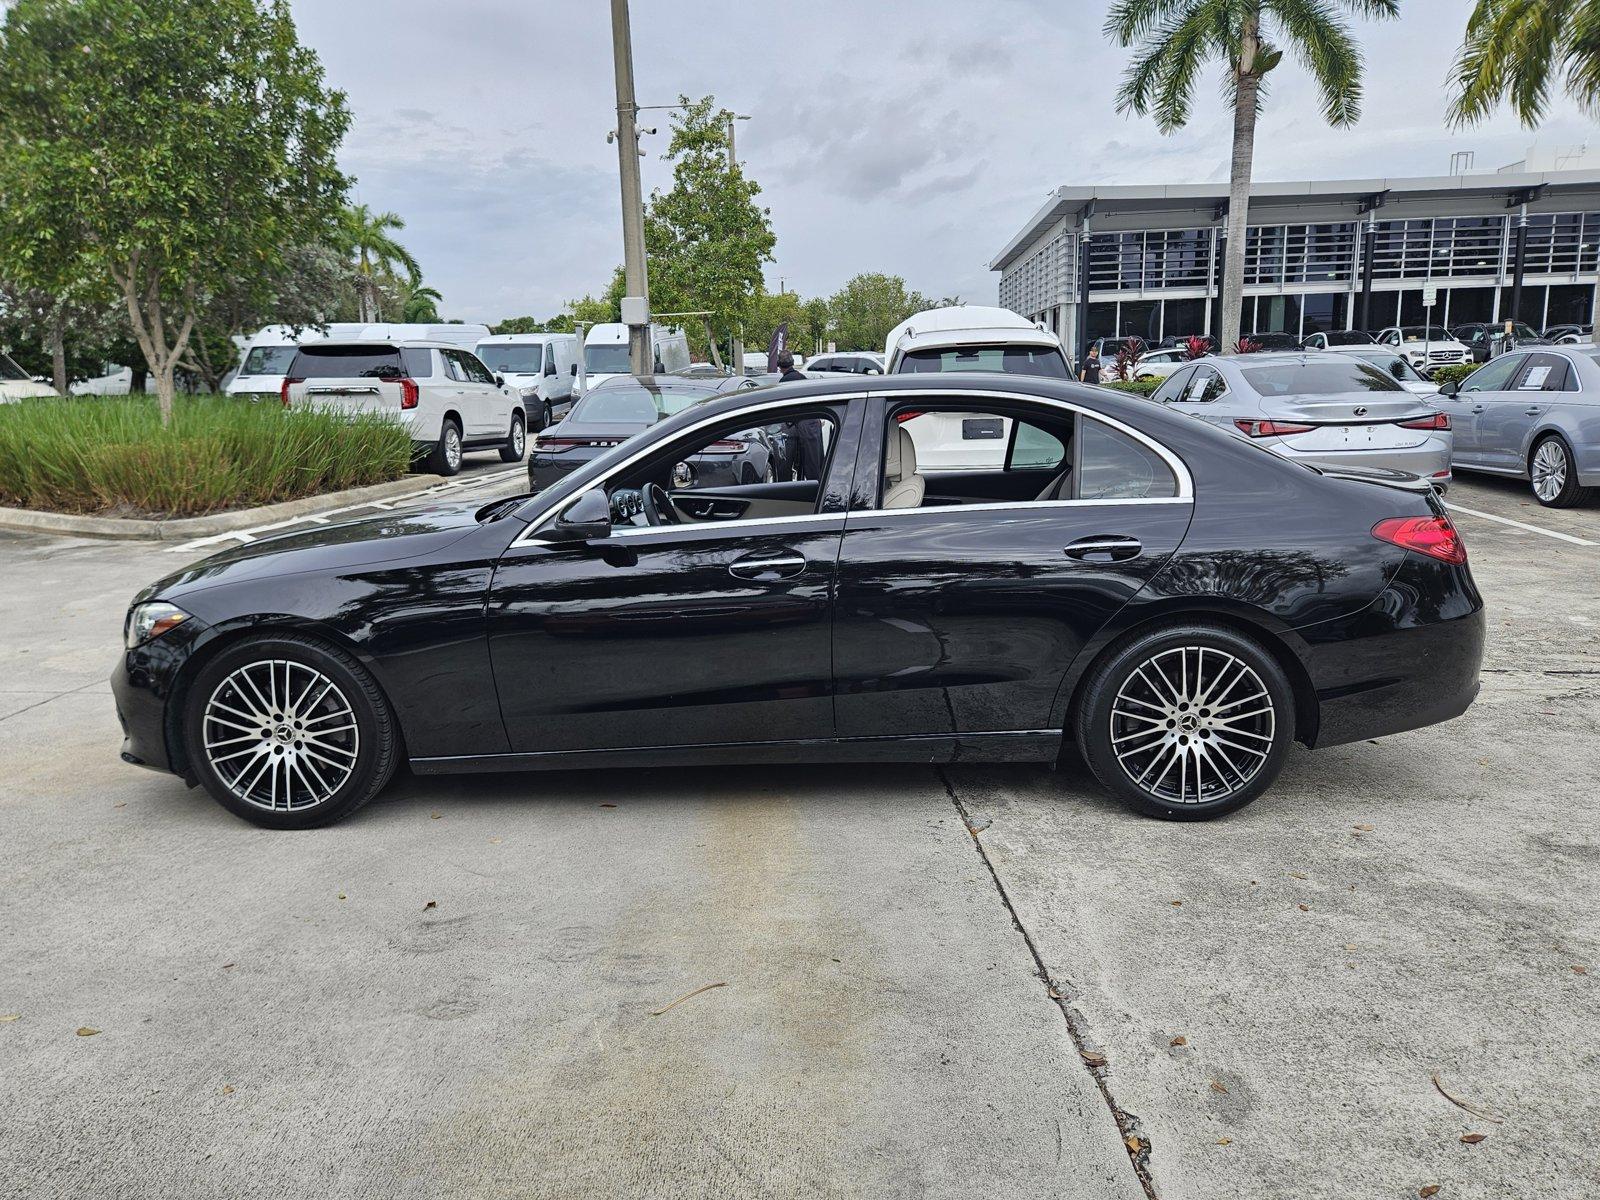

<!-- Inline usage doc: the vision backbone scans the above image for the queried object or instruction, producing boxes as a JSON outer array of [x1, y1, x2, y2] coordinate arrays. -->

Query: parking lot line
[[1445, 502, 1599, 547]]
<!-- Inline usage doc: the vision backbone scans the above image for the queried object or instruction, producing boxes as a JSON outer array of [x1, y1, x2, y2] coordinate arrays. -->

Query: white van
[[884, 306, 1072, 471], [226, 323, 365, 401], [475, 333, 581, 430], [356, 323, 492, 354], [583, 322, 691, 389]]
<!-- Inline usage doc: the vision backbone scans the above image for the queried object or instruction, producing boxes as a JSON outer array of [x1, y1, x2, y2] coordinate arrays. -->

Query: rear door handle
[[1064, 535, 1142, 562], [1471, 405, 1486, 414], [1524, 406, 1542, 415], [728, 551, 806, 580]]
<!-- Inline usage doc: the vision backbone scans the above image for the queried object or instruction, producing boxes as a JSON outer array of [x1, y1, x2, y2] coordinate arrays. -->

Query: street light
[[727, 113, 751, 170], [608, 0, 651, 376]]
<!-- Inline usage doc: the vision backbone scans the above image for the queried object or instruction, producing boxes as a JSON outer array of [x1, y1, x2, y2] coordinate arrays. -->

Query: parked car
[[1157, 334, 1215, 352], [1543, 323, 1593, 345], [69, 362, 144, 396], [1240, 332, 1301, 352], [1131, 346, 1193, 380], [1435, 346, 1600, 506], [1300, 330, 1377, 350], [476, 332, 581, 431], [283, 339, 525, 475], [225, 323, 366, 402], [1329, 348, 1441, 396], [0, 351, 55, 401], [884, 306, 1071, 377], [583, 323, 691, 392], [1149, 352, 1453, 489], [1086, 336, 1150, 363], [115, 373, 1484, 829], [526, 373, 764, 492], [1451, 321, 1549, 363], [1374, 326, 1473, 373], [806, 352, 884, 376]]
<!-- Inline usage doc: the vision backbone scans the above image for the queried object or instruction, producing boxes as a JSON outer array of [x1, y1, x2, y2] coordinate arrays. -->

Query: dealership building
[[990, 159, 1600, 357]]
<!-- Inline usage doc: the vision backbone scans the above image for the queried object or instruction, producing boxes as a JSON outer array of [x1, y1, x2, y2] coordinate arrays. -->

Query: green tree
[[827, 273, 929, 351], [0, 279, 121, 395], [1449, 0, 1600, 124], [401, 283, 443, 323], [1106, 0, 1398, 354], [0, 0, 350, 419], [644, 96, 775, 356], [340, 205, 420, 324]]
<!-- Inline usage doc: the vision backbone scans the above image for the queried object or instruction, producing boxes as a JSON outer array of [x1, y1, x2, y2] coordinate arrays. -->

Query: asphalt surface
[[1, 473, 1595, 1200]]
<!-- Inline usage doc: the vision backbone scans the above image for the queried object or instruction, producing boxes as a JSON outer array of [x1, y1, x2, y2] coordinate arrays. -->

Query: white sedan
[[1132, 347, 1193, 380]]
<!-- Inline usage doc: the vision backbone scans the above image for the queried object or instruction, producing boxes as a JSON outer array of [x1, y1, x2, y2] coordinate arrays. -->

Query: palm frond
[[1267, 0, 1366, 125]]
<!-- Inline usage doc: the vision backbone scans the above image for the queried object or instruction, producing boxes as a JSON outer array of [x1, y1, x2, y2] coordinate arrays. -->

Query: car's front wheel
[[1529, 434, 1592, 507], [183, 634, 400, 829], [500, 412, 526, 463], [1075, 624, 1295, 820]]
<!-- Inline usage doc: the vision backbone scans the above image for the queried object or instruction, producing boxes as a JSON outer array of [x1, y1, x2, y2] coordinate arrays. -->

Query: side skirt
[[410, 730, 1064, 776]]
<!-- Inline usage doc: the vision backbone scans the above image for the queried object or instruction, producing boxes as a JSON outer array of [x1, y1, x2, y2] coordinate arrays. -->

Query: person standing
[[777, 350, 824, 480], [1080, 343, 1101, 384]]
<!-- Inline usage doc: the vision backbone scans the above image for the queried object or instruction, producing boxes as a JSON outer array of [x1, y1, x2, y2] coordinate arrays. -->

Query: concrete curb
[[0, 473, 458, 542]]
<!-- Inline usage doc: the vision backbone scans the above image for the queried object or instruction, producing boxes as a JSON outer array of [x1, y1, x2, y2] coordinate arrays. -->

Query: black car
[[527, 374, 772, 492], [1452, 321, 1549, 362], [114, 374, 1484, 829]]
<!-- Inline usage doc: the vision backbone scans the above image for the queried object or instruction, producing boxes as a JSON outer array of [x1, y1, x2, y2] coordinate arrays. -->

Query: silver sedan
[[1434, 345, 1600, 507], [1147, 352, 1453, 489]]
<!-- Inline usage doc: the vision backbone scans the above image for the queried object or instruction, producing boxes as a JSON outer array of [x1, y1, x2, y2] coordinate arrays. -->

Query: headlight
[[518, 385, 540, 398], [125, 601, 191, 649]]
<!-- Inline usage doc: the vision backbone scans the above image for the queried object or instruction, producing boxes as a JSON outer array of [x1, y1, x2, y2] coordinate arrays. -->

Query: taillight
[[1371, 515, 1466, 564], [280, 376, 302, 408], [699, 439, 748, 454], [398, 378, 419, 410], [1234, 419, 1315, 438], [1398, 412, 1450, 431]]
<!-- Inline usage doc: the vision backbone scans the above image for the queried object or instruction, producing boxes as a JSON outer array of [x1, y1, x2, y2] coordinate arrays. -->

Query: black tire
[[1074, 623, 1295, 820], [428, 417, 463, 476], [183, 633, 400, 829], [541, 401, 553, 431], [1529, 434, 1593, 508], [500, 411, 526, 463]]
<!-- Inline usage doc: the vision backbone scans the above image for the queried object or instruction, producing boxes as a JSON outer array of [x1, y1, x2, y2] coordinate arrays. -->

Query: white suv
[[283, 339, 525, 475], [1374, 325, 1472, 375]]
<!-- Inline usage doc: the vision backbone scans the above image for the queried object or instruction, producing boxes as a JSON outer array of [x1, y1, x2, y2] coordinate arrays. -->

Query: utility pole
[[727, 113, 750, 171], [609, 0, 651, 376]]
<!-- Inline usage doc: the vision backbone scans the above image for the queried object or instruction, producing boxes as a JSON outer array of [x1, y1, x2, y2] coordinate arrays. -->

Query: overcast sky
[[290, 0, 1600, 324]]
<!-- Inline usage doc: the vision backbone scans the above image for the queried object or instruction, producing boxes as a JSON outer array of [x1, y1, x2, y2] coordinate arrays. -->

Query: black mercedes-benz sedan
[[527, 373, 780, 493], [113, 374, 1484, 829]]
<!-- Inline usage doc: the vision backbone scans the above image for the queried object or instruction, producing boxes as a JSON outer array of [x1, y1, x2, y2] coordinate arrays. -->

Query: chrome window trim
[[609, 511, 847, 541], [510, 386, 1195, 548]]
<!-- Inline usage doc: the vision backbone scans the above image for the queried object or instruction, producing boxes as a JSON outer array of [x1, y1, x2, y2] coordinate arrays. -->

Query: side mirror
[[535, 487, 612, 543], [494, 374, 506, 388], [545, 361, 557, 377], [865, 367, 882, 375], [570, 363, 578, 375], [1437, 379, 1460, 397]]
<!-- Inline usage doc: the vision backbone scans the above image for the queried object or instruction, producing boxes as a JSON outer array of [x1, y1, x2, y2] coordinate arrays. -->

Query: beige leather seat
[[883, 425, 925, 509]]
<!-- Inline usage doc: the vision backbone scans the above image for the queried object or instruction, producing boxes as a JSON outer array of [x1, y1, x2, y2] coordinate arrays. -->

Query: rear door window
[[402, 347, 435, 378], [1513, 353, 1569, 391], [1077, 419, 1179, 500]]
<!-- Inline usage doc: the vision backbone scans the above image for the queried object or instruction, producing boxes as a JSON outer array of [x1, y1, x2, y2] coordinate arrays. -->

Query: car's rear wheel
[[429, 418, 463, 476], [1075, 624, 1295, 820], [500, 411, 526, 463], [1529, 434, 1592, 507], [183, 635, 399, 829]]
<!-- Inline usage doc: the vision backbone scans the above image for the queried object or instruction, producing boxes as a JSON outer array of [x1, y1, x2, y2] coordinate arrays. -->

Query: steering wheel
[[642, 482, 679, 526]]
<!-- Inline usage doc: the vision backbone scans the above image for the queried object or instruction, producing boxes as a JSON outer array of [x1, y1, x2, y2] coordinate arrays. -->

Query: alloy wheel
[[201, 660, 359, 812], [1532, 440, 1568, 503], [1109, 646, 1275, 805], [512, 419, 525, 456], [445, 426, 462, 470]]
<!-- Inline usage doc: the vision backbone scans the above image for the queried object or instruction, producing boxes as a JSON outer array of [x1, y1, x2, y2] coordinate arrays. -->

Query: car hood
[[148, 499, 495, 601], [1, 380, 58, 400]]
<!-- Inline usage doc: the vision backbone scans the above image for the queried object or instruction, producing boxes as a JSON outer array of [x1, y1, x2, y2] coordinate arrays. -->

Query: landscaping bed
[[0, 396, 412, 518]]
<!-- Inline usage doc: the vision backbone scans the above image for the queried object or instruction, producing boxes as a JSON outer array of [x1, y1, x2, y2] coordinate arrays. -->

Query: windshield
[[1398, 326, 1452, 341], [585, 343, 631, 374], [0, 352, 29, 381], [288, 344, 406, 379], [240, 345, 298, 376], [1324, 330, 1375, 346], [898, 345, 1070, 377], [1348, 351, 1428, 383], [1240, 360, 1405, 395], [479, 343, 544, 374], [570, 384, 714, 423]]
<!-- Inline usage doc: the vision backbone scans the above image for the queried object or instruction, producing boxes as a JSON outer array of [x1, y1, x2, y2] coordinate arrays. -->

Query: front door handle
[[1471, 405, 1486, 414], [1064, 535, 1142, 563], [728, 551, 806, 580]]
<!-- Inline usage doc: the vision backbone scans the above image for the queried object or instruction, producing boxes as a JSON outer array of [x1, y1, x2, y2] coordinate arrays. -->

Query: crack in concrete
[[0, 679, 104, 725], [939, 767, 1160, 1200]]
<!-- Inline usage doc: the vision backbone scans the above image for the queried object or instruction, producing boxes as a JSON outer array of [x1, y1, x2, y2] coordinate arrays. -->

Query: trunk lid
[[1268, 393, 1441, 451]]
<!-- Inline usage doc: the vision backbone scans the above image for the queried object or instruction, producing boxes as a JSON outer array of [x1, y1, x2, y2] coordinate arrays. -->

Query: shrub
[[1104, 377, 1163, 396], [1429, 362, 1480, 387], [0, 395, 413, 517], [1184, 335, 1212, 361]]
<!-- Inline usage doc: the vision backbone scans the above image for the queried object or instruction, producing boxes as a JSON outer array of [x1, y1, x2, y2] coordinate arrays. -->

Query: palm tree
[[340, 204, 420, 322], [1106, 0, 1399, 354], [1450, 0, 1600, 125], [402, 283, 443, 323]]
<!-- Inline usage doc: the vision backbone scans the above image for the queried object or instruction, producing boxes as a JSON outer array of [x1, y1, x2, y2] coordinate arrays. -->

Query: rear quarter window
[[1078, 419, 1178, 500]]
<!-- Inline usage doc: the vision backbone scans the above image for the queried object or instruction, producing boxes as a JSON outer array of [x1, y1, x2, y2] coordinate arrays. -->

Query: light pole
[[727, 113, 750, 170], [609, 0, 651, 377]]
